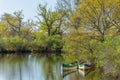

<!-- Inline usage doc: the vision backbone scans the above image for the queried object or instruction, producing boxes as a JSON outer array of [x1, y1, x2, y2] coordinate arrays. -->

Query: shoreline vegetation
[[0, 0, 120, 79], [0, 36, 63, 54], [0, 49, 62, 54]]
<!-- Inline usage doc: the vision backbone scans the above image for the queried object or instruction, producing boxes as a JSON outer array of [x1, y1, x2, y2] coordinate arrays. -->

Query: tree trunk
[[48, 27, 51, 36]]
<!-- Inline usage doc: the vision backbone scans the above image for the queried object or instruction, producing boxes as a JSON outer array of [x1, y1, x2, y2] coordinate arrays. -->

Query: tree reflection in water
[[0, 54, 116, 80], [0, 54, 63, 80], [40, 54, 63, 80]]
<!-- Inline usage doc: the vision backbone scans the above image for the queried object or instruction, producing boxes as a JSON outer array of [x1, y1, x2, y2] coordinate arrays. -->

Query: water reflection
[[0, 54, 63, 80], [62, 67, 93, 80], [0, 54, 105, 80]]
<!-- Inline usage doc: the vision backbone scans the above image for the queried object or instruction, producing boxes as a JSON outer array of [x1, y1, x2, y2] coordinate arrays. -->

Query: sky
[[0, 0, 57, 20]]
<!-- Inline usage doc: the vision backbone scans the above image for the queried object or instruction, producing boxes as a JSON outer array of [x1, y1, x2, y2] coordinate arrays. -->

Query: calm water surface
[[0, 53, 102, 80]]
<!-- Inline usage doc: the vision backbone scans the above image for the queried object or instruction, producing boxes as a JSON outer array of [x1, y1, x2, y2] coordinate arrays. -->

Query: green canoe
[[62, 62, 92, 76], [62, 63, 79, 71]]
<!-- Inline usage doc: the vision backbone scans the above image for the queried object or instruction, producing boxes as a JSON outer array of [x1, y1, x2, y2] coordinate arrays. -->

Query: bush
[[31, 34, 63, 52], [0, 38, 6, 52], [31, 34, 48, 51], [92, 36, 120, 78], [4, 36, 30, 52], [48, 35, 63, 51]]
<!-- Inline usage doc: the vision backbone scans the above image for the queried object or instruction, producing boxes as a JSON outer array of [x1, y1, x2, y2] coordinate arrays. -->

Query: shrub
[[48, 35, 63, 51], [4, 36, 30, 52], [31, 34, 48, 51], [0, 38, 6, 52]]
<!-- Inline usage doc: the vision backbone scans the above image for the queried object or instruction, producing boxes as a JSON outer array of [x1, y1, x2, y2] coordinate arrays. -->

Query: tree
[[75, 0, 120, 42], [37, 4, 67, 36], [0, 22, 8, 37], [1, 10, 24, 37], [56, 0, 76, 13], [1, 11, 34, 40], [56, 0, 81, 30]]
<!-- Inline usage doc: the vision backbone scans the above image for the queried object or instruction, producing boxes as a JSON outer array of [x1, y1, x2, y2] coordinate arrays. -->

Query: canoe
[[62, 63, 79, 71], [79, 63, 91, 71], [78, 63, 91, 76], [62, 62, 91, 71], [61, 62, 92, 77]]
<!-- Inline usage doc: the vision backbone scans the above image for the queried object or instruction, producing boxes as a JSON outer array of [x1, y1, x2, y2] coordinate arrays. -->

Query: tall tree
[[1, 10, 23, 37], [0, 22, 8, 37], [74, 0, 120, 42], [37, 4, 67, 36], [1, 10, 34, 40]]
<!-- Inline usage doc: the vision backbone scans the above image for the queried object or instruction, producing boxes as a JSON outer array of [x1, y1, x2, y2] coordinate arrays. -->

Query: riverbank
[[0, 49, 62, 54], [0, 35, 63, 54]]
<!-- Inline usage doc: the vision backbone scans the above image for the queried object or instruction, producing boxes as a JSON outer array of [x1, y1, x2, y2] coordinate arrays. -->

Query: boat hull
[[62, 64, 78, 71], [61, 63, 92, 77], [78, 63, 91, 76]]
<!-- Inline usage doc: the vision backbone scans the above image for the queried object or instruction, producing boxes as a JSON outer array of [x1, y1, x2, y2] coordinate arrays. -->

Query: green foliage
[[31, 34, 63, 51], [63, 28, 120, 77], [37, 4, 67, 36], [62, 54, 77, 63], [31, 33, 48, 50], [0, 38, 6, 51], [3, 36, 30, 52], [48, 35, 63, 50], [85, 69, 104, 80], [92, 36, 120, 76]]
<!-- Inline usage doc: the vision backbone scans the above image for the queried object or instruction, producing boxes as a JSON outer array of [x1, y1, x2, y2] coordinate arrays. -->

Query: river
[[0, 53, 110, 80]]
